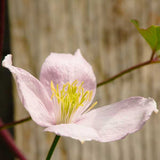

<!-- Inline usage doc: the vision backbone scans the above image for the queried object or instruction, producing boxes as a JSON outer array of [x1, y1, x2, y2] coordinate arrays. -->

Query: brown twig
[[97, 51, 160, 87], [150, 50, 156, 61], [0, 116, 31, 131]]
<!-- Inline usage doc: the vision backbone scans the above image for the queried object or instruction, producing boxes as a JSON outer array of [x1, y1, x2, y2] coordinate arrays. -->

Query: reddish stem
[[0, 119, 27, 160], [0, 0, 5, 62]]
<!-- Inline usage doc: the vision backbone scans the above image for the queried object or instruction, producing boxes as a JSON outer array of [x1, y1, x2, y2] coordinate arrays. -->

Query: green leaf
[[131, 19, 160, 52]]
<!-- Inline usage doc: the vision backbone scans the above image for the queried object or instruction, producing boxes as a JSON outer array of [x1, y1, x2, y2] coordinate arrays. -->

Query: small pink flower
[[2, 49, 158, 142]]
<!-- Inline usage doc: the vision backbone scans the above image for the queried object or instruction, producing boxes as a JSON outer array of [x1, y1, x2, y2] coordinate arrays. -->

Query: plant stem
[[0, 116, 31, 131], [97, 59, 160, 87], [0, 119, 27, 160], [0, 0, 5, 62], [150, 50, 156, 61], [46, 135, 60, 160]]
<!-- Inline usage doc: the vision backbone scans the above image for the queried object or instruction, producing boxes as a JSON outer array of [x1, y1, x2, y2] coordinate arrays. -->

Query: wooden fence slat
[[9, 0, 160, 159]]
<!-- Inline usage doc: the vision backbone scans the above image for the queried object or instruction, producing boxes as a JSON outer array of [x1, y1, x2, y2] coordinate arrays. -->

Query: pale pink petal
[[45, 97, 157, 142], [45, 123, 99, 142], [45, 97, 158, 142], [2, 55, 55, 127], [76, 97, 158, 142], [39, 49, 96, 99]]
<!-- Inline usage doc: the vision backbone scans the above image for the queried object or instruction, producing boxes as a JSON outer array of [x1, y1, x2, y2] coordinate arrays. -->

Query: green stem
[[46, 135, 60, 160], [97, 59, 160, 87], [0, 116, 31, 131]]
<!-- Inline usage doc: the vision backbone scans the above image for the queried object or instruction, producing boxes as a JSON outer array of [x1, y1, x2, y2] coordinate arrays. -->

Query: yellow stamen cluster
[[50, 80, 97, 123]]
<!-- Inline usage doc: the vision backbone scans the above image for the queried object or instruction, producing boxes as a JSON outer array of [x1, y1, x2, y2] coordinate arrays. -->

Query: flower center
[[50, 80, 97, 123]]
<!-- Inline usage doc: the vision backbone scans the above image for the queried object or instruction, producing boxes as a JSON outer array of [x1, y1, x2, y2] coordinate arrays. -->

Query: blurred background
[[1, 0, 160, 159]]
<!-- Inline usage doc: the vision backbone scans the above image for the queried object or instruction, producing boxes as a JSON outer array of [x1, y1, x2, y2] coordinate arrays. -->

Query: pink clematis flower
[[2, 49, 158, 142]]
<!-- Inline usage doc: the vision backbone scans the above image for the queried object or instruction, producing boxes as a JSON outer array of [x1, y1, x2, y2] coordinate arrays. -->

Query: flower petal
[[2, 55, 55, 127], [45, 123, 99, 142], [39, 49, 96, 98], [75, 97, 158, 142], [45, 97, 157, 142]]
